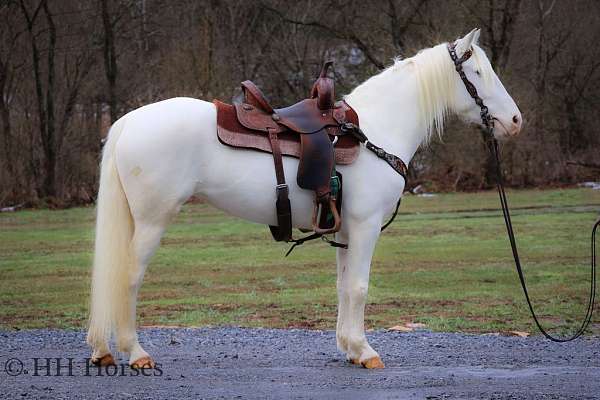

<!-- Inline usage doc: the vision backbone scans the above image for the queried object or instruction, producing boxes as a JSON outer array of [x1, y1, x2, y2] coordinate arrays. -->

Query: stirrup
[[311, 196, 341, 235]]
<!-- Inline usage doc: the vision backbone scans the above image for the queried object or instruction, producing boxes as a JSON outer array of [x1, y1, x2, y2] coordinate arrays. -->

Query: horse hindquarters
[[87, 102, 197, 366]]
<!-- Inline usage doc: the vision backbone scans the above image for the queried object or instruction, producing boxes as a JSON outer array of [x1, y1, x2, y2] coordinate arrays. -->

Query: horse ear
[[455, 28, 481, 57]]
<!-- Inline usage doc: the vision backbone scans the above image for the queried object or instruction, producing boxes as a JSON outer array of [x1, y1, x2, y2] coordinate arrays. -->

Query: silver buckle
[[275, 184, 289, 196]]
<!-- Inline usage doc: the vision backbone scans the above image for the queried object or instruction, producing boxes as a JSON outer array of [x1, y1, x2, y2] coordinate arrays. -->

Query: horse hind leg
[[90, 213, 175, 369], [117, 219, 170, 368]]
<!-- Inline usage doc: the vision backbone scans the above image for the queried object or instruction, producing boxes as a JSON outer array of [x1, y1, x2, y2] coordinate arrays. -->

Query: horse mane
[[391, 43, 493, 141], [406, 43, 494, 141], [346, 41, 495, 143]]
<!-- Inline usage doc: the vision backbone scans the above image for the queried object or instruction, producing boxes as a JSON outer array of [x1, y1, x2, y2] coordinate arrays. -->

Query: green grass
[[1, 188, 599, 336]]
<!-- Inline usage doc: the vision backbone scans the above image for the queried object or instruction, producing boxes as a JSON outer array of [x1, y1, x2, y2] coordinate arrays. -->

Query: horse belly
[[197, 142, 317, 230]]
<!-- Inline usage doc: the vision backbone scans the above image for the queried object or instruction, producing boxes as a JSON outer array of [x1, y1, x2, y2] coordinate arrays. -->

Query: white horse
[[87, 29, 521, 369]]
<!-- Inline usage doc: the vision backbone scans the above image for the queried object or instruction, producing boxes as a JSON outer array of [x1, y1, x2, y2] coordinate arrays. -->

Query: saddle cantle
[[214, 61, 360, 242]]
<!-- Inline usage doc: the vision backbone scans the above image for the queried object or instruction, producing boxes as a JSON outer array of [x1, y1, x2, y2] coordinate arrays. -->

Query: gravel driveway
[[1, 328, 598, 399]]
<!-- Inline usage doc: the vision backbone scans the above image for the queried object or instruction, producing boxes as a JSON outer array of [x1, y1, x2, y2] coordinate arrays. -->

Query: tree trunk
[[101, 0, 118, 123], [0, 60, 15, 185], [43, 1, 57, 198], [21, 0, 51, 197]]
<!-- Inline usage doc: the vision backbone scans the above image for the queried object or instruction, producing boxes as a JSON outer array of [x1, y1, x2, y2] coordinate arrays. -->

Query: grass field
[[1, 188, 599, 336]]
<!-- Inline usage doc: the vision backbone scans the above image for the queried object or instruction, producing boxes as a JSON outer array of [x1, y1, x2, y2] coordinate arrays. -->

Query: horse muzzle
[[493, 114, 522, 139]]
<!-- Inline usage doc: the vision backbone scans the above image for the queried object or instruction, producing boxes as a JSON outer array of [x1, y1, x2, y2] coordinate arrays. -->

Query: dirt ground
[[1, 328, 599, 399]]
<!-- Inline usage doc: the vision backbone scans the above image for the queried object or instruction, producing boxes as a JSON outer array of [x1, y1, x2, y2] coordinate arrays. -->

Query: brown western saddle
[[214, 61, 362, 242]]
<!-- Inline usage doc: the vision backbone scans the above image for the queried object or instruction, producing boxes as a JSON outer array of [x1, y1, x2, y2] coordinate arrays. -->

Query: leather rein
[[448, 41, 599, 342]]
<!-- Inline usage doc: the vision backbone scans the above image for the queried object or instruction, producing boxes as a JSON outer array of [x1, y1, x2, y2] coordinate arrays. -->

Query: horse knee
[[346, 282, 369, 304]]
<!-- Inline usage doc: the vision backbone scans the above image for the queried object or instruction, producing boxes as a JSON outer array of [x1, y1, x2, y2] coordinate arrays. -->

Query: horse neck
[[345, 52, 453, 164], [345, 64, 428, 164]]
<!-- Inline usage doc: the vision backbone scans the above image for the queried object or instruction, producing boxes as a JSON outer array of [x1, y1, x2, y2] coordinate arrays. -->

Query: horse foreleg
[[335, 217, 384, 369], [335, 230, 350, 355]]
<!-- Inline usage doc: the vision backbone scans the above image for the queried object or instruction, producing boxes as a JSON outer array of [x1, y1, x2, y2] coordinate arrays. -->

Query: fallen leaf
[[389, 325, 413, 332], [406, 323, 427, 329], [508, 330, 530, 337]]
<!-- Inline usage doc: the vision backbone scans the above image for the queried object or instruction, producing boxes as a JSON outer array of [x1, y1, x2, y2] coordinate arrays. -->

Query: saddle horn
[[319, 60, 334, 78], [311, 61, 335, 110]]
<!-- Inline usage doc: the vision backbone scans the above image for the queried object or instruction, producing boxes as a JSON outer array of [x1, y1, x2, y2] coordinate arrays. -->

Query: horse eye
[[475, 70, 481, 76]]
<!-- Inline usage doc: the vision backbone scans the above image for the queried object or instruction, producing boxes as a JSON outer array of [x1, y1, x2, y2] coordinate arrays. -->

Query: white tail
[[87, 117, 135, 351]]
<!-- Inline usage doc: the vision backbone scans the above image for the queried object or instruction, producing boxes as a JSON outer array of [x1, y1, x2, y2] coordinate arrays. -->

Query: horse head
[[450, 29, 522, 140]]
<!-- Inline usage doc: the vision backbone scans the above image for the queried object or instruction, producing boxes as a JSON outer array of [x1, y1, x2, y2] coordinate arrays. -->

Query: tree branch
[[260, 4, 385, 70]]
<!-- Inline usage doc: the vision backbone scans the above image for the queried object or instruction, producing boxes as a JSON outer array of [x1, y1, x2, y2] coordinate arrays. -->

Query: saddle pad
[[214, 100, 360, 165]]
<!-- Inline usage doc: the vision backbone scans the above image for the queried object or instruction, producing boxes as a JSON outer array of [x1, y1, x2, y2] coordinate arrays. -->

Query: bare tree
[[20, 0, 59, 197], [100, 0, 118, 123], [1, 0, 599, 206], [0, 2, 25, 197]]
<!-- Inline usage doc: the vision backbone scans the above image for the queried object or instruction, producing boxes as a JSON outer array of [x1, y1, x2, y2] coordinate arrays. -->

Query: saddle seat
[[214, 61, 360, 242]]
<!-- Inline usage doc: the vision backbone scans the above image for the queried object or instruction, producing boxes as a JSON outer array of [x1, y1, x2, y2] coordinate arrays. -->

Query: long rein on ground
[[447, 42, 599, 342]]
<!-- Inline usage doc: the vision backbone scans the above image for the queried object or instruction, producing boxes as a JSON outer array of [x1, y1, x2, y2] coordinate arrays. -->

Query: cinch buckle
[[276, 183, 289, 197]]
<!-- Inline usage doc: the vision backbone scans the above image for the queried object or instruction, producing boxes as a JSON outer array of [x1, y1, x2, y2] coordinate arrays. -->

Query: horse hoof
[[361, 356, 385, 369], [91, 353, 116, 367], [349, 358, 361, 365], [130, 356, 155, 369]]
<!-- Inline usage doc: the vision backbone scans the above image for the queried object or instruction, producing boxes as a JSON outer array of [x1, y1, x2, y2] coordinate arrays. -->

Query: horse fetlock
[[128, 343, 150, 365], [116, 333, 139, 353], [346, 335, 377, 361], [336, 332, 348, 353]]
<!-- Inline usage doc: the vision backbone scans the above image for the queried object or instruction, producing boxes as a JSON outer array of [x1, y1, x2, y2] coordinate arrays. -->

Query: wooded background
[[1, 0, 598, 207]]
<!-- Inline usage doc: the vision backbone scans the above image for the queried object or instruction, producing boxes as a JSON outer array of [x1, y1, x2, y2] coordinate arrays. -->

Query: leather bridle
[[448, 41, 598, 342], [447, 42, 494, 137]]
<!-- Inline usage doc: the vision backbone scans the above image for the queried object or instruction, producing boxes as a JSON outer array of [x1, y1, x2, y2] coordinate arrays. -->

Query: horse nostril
[[512, 115, 519, 124]]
